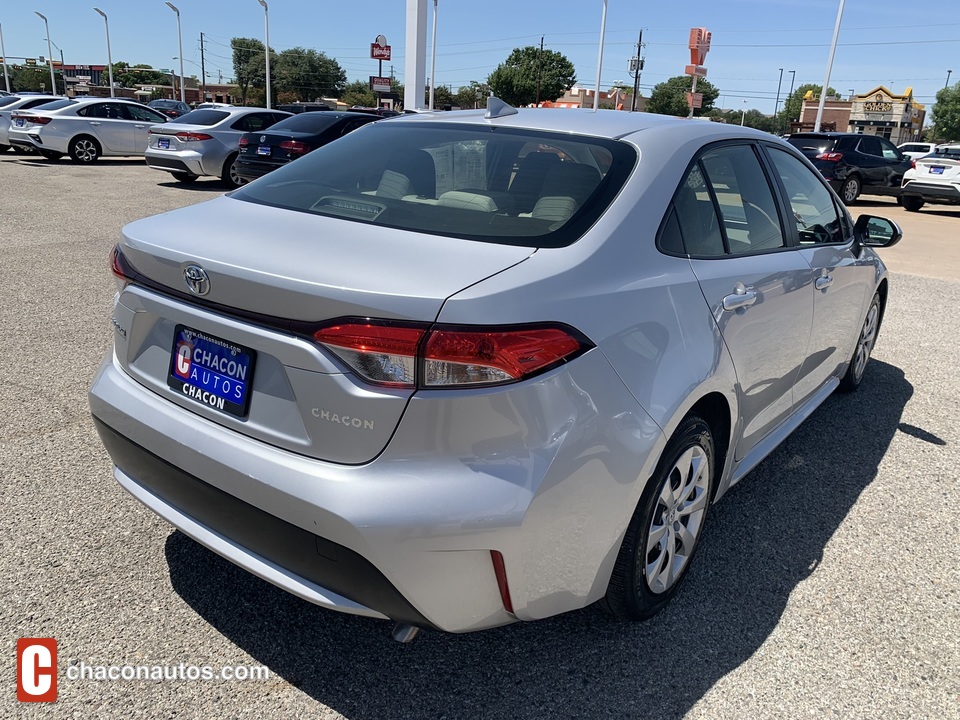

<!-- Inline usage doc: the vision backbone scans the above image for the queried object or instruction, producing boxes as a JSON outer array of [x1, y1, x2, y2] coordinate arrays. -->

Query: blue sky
[[2, 0, 956, 112]]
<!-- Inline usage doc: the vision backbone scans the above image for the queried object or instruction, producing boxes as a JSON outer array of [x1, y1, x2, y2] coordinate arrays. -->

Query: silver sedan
[[90, 101, 901, 638], [144, 106, 290, 187]]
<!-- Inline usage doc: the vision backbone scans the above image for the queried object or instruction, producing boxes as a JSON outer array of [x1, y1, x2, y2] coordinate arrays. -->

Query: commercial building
[[793, 86, 925, 142]]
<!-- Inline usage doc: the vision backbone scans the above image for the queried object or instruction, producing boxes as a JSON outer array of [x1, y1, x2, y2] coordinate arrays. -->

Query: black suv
[[786, 132, 912, 204]]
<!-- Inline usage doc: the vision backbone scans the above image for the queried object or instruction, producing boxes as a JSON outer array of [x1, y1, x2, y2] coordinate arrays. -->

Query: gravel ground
[[1, 155, 957, 719]]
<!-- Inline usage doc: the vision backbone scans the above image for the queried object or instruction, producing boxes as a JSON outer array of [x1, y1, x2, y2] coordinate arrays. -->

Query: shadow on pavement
[[166, 359, 912, 720]]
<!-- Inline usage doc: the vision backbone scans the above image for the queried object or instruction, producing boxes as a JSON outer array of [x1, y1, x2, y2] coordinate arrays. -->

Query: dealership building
[[793, 86, 926, 143]]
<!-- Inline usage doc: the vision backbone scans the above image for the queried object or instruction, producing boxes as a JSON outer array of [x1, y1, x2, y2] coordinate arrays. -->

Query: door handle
[[89, 122, 101, 126], [135, 124, 146, 128], [722, 289, 758, 311], [815, 275, 834, 290]]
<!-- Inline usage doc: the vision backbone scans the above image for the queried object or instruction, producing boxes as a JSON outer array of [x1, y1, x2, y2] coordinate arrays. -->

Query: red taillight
[[279, 140, 312, 155], [175, 131, 213, 141], [238, 136, 249, 147], [911, 159, 916, 169], [313, 321, 589, 389], [815, 151, 843, 162], [12, 114, 51, 125], [110, 245, 133, 292]]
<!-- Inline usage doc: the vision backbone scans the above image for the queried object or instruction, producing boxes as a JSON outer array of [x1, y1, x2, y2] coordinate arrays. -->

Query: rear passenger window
[[700, 145, 785, 255]]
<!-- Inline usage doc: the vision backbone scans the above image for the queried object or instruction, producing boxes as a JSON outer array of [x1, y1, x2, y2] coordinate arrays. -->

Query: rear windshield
[[899, 144, 931, 153], [171, 109, 230, 126], [786, 135, 837, 156], [269, 114, 343, 133], [31, 99, 74, 112], [233, 122, 636, 248], [0, 96, 19, 108], [930, 147, 960, 160]]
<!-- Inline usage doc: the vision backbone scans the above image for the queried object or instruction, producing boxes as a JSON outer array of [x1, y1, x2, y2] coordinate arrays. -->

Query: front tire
[[901, 195, 924, 212], [220, 152, 242, 188], [68, 135, 101, 164], [839, 175, 861, 204], [839, 292, 881, 393], [601, 415, 714, 620]]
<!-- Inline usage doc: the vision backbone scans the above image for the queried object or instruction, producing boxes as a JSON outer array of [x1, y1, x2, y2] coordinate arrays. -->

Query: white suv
[[897, 141, 938, 161], [900, 144, 960, 211]]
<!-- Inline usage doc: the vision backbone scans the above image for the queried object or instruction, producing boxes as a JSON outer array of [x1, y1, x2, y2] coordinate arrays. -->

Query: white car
[[0, 94, 60, 152], [144, 106, 290, 187], [900, 144, 960, 211], [897, 141, 938, 161], [7, 97, 169, 162]]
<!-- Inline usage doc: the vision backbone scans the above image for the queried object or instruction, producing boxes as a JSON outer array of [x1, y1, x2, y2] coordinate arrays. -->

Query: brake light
[[279, 140, 312, 155], [110, 245, 133, 293], [175, 131, 213, 141], [12, 114, 51, 125], [911, 159, 916, 169], [816, 151, 843, 162], [313, 321, 590, 389], [238, 136, 249, 147]]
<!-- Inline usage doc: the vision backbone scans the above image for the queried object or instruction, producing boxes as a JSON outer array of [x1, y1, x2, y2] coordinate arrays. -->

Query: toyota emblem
[[183, 264, 210, 296]]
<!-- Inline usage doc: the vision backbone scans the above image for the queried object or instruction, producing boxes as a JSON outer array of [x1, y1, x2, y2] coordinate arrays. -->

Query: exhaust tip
[[391, 623, 421, 643]]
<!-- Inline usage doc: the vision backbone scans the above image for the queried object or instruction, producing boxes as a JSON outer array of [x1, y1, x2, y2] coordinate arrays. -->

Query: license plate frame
[[167, 325, 257, 418], [158, 137, 171, 149], [930, 166, 944, 175], [257, 145, 271, 156], [14, 118, 24, 127]]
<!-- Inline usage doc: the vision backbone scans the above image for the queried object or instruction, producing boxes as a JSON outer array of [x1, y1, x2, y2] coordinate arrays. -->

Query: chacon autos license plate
[[167, 325, 256, 418], [158, 137, 170, 149], [257, 145, 271, 156]]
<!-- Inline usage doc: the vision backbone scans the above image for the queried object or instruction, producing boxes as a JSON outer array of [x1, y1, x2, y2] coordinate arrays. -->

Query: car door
[[125, 104, 168, 152], [677, 143, 814, 459], [854, 136, 888, 189], [877, 137, 912, 188], [764, 144, 872, 406], [77, 102, 134, 153]]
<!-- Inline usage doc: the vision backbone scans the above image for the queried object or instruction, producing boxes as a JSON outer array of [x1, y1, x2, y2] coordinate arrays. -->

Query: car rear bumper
[[89, 346, 663, 632], [236, 157, 287, 182], [901, 180, 960, 203], [145, 148, 206, 177]]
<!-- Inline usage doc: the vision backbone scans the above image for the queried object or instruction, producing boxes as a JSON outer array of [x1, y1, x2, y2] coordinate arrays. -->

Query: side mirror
[[855, 215, 902, 248]]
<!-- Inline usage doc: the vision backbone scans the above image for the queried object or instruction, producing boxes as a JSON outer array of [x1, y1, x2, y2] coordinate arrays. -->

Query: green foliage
[[455, 81, 488, 110], [487, 46, 576, 106], [646, 76, 719, 116], [931, 83, 960, 141], [231, 37, 266, 105], [7, 65, 60, 93], [273, 47, 346, 101], [426, 85, 454, 109], [704, 107, 778, 132], [341, 79, 376, 108], [98, 62, 168, 89], [779, 83, 837, 125]]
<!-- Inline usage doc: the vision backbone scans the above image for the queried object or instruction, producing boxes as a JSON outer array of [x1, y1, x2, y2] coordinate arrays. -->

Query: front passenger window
[[767, 147, 845, 244]]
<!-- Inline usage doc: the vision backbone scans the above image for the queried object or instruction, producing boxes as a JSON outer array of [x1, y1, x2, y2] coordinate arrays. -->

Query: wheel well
[[686, 393, 731, 501], [875, 278, 888, 331]]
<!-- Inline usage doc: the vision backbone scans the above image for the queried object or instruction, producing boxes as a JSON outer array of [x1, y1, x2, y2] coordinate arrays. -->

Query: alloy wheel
[[851, 299, 879, 383], [73, 139, 98, 163]]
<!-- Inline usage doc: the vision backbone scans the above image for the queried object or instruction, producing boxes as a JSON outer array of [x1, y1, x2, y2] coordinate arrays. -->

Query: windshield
[[268, 114, 344, 133], [233, 122, 636, 248], [171, 109, 230, 126]]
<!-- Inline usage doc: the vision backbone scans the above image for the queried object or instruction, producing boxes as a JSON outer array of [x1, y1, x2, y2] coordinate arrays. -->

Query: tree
[[273, 47, 345, 101], [7, 65, 57, 93], [646, 76, 719, 116], [779, 83, 837, 126], [426, 84, 454, 109], [341, 79, 376, 108], [487, 46, 576, 107], [103, 62, 168, 89], [455, 81, 488, 110], [931, 82, 960, 141], [231, 37, 267, 105]]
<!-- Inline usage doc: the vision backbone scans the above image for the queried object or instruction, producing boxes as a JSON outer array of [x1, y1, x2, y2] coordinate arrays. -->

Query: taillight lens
[[12, 114, 51, 125], [815, 151, 843, 162], [175, 131, 213, 141], [239, 136, 249, 147], [910, 159, 916, 169], [279, 140, 312, 155], [313, 321, 590, 389], [110, 245, 133, 293]]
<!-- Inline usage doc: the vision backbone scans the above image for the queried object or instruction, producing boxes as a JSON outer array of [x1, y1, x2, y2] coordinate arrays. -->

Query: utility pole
[[200, 32, 207, 104], [773, 67, 784, 121], [630, 29, 643, 112], [536, 35, 543, 106]]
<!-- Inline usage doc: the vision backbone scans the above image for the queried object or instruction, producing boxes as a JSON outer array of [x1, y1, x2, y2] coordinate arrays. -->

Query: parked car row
[[4, 96, 387, 189]]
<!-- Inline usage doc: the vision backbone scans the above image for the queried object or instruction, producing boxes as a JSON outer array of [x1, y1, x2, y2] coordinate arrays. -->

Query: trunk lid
[[114, 196, 534, 464]]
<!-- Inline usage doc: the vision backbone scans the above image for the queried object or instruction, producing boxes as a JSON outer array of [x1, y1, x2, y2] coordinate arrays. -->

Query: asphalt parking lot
[[2, 155, 958, 719]]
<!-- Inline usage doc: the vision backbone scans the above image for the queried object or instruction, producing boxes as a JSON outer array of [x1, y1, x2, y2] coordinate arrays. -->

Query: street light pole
[[946, 70, 953, 89], [428, 0, 438, 110], [593, 0, 608, 111], [94, 8, 115, 97], [35, 12, 57, 95], [165, 2, 186, 103], [773, 67, 784, 119], [257, 0, 271, 109], [814, 0, 846, 132], [0, 23, 11, 93], [741, 100, 747, 126]]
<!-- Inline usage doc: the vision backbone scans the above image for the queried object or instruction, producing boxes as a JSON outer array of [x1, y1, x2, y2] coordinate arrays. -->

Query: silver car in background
[[90, 102, 901, 638], [0, 94, 60, 152], [144, 106, 291, 187], [7, 97, 169, 162]]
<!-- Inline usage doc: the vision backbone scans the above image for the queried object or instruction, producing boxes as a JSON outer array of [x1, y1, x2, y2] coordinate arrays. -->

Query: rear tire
[[600, 415, 714, 621], [839, 292, 881, 393], [220, 152, 242, 188], [901, 196, 924, 212], [839, 175, 861, 204], [68, 135, 101, 164], [171, 171, 199, 183]]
